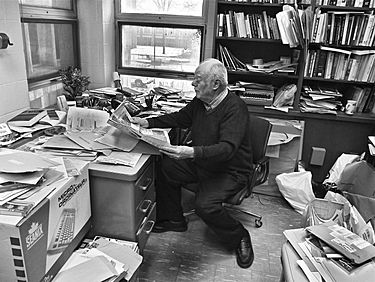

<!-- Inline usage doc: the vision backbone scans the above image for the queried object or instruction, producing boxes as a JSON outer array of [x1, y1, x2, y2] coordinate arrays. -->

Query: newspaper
[[108, 100, 170, 149]]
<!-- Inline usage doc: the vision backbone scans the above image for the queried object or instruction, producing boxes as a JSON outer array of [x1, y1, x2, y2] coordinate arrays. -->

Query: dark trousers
[[155, 156, 249, 249]]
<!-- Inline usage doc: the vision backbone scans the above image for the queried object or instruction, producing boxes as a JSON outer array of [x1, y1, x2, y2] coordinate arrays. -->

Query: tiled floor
[[137, 193, 303, 282]]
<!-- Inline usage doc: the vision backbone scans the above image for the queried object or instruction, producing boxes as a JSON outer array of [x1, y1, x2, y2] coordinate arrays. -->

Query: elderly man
[[132, 58, 254, 268]]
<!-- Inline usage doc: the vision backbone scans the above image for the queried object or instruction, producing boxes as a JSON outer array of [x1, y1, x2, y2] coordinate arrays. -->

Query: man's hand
[[131, 117, 149, 128], [160, 145, 194, 160]]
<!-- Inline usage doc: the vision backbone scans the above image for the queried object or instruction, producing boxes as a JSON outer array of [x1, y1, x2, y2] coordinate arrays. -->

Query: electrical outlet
[[310, 147, 326, 166]]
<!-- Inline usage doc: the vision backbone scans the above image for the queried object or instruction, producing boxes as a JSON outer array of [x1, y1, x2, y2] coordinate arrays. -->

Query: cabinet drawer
[[135, 187, 155, 230], [134, 162, 154, 208], [136, 202, 156, 253]]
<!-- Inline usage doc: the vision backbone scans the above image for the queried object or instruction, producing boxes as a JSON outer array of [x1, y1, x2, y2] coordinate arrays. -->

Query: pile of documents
[[0, 149, 65, 217], [151, 86, 189, 113], [300, 86, 343, 115], [25, 107, 145, 167], [54, 236, 142, 282], [1, 110, 66, 147], [284, 221, 375, 282]]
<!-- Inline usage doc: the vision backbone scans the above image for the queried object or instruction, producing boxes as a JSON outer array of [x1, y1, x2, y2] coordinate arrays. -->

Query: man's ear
[[212, 79, 221, 90]]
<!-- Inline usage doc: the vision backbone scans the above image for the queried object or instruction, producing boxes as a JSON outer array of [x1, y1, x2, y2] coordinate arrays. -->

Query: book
[[7, 109, 47, 127]]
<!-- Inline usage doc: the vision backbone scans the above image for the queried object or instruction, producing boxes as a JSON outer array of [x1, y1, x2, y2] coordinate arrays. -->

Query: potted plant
[[59, 66, 90, 101]]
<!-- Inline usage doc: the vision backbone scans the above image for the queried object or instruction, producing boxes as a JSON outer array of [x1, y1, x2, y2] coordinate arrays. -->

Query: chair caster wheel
[[255, 219, 262, 228]]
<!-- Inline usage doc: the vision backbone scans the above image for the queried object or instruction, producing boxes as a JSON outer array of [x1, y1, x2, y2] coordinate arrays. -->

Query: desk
[[88, 154, 156, 254], [280, 242, 309, 282]]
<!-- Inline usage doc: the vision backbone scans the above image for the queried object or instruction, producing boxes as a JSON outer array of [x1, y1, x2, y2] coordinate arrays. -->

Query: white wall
[[0, 0, 30, 123], [78, 0, 115, 90]]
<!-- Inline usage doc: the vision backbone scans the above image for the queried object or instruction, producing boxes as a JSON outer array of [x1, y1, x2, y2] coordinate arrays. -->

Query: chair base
[[183, 206, 263, 228], [223, 204, 263, 228]]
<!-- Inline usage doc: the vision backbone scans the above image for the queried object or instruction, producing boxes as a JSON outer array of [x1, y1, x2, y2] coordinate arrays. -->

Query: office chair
[[181, 115, 272, 228]]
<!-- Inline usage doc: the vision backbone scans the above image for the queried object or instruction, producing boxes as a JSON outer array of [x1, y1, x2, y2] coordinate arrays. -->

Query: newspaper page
[[108, 100, 170, 149]]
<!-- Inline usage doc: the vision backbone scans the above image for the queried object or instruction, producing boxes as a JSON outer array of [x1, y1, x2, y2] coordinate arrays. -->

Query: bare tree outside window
[[120, 0, 202, 16]]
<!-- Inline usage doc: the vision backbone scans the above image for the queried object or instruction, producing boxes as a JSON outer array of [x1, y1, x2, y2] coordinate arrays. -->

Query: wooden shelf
[[317, 5, 375, 11], [228, 70, 298, 79], [218, 1, 285, 8], [247, 105, 375, 124], [303, 76, 375, 86], [309, 43, 375, 50], [216, 36, 282, 44]]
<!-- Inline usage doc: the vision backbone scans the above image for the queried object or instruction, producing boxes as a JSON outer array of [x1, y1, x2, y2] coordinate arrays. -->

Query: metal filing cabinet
[[88, 155, 156, 253]]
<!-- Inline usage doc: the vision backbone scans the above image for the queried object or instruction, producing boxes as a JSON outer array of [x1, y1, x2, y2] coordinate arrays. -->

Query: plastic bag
[[349, 204, 375, 244], [324, 191, 375, 244], [272, 84, 297, 107], [323, 153, 359, 185], [302, 198, 345, 227], [276, 171, 315, 214]]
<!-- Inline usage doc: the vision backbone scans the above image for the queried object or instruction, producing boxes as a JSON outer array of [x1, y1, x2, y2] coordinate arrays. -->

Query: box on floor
[[254, 119, 303, 197], [0, 160, 91, 282]]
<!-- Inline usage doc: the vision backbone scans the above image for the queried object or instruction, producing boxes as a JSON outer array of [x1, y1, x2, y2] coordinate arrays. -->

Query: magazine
[[108, 100, 170, 149]]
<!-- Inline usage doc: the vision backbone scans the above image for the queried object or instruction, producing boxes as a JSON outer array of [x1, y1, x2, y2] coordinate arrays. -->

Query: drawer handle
[[144, 220, 155, 235], [136, 220, 155, 236], [138, 177, 152, 191], [139, 199, 152, 213]]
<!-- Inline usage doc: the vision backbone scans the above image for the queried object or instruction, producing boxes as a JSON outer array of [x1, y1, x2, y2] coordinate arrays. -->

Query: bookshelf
[[303, 2, 375, 115], [215, 0, 304, 109], [214, 0, 375, 183]]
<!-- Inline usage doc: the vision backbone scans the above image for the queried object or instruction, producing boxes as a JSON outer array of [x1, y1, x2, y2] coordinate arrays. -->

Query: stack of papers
[[54, 236, 142, 282], [284, 222, 375, 282], [300, 86, 343, 115], [0, 149, 64, 217]]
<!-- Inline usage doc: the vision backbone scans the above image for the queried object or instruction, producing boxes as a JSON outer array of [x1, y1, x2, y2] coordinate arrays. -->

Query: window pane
[[120, 0, 203, 16], [22, 22, 75, 80], [20, 0, 73, 10], [121, 25, 201, 73]]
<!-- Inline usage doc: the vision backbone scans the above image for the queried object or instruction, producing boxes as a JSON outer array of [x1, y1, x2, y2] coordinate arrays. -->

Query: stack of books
[[217, 10, 281, 40]]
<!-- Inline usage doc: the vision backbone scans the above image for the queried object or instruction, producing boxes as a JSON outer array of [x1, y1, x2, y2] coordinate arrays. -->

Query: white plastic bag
[[323, 153, 359, 185], [276, 171, 315, 214]]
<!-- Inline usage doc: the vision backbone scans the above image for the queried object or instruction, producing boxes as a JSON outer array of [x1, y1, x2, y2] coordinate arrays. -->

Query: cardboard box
[[254, 119, 304, 197], [0, 160, 91, 282]]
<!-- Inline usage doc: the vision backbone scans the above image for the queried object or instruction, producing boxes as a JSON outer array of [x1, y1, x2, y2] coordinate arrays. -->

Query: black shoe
[[152, 219, 188, 233], [236, 231, 254, 268]]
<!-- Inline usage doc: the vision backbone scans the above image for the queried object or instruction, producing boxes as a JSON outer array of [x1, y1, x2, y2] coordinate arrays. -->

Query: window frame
[[115, 0, 208, 80], [20, 2, 80, 88]]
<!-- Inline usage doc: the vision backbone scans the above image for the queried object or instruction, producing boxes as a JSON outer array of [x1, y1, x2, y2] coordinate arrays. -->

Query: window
[[115, 0, 206, 81], [20, 0, 79, 85]]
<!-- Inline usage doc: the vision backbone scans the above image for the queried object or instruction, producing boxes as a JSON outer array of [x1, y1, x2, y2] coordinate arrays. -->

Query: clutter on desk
[[7, 108, 47, 127], [0, 149, 81, 218]]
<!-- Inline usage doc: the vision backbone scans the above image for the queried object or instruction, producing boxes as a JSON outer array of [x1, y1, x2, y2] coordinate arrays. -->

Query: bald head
[[192, 58, 228, 104], [197, 58, 228, 87]]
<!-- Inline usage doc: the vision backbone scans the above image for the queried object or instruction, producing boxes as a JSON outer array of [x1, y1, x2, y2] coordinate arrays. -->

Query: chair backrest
[[249, 115, 272, 165], [224, 115, 272, 205]]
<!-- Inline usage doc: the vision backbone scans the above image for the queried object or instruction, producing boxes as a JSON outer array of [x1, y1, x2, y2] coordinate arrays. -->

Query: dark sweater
[[148, 92, 253, 174]]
